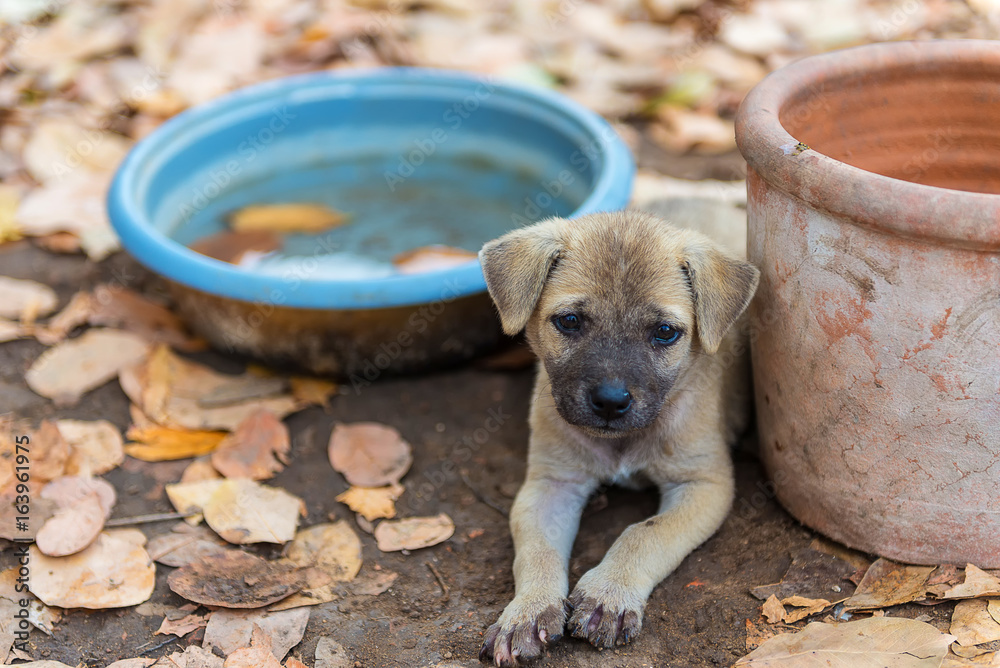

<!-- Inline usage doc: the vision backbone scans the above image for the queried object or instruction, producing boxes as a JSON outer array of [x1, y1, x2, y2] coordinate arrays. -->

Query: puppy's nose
[[589, 383, 632, 420]]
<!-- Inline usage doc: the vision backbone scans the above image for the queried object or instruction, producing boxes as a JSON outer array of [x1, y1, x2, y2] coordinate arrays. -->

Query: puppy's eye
[[653, 324, 681, 346], [554, 313, 582, 333]]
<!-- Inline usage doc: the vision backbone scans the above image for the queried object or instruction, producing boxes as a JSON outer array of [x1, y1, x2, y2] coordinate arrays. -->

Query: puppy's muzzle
[[589, 382, 632, 420]]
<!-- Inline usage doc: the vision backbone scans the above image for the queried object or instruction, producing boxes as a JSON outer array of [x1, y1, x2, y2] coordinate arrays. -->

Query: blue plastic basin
[[107, 68, 635, 376]]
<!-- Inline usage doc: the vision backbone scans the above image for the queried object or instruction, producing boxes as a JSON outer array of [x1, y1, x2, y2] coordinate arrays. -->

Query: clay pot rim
[[735, 39, 1000, 251]]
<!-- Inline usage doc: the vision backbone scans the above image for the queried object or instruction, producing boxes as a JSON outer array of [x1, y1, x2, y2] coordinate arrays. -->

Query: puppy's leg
[[567, 468, 734, 648], [481, 467, 597, 666]]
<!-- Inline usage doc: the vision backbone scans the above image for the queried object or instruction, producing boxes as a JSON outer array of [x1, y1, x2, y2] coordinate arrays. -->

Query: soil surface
[[0, 148, 927, 668]]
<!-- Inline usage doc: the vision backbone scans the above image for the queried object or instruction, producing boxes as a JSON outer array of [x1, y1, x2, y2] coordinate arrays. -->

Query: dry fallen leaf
[[156, 612, 210, 638], [26, 329, 151, 406], [151, 645, 224, 668], [0, 276, 58, 320], [762, 595, 785, 624], [89, 285, 205, 352], [56, 419, 125, 476], [289, 377, 338, 408], [203, 479, 303, 544], [314, 636, 352, 668], [270, 522, 362, 611], [190, 230, 282, 265], [29, 529, 156, 609], [952, 598, 1000, 647], [734, 617, 956, 667], [328, 422, 413, 487], [780, 596, 831, 624], [228, 204, 348, 234], [26, 420, 71, 483], [223, 624, 283, 668], [374, 513, 454, 552], [392, 245, 477, 275], [34, 476, 116, 556], [146, 523, 231, 567], [125, 424, 228, 462], [349, 570, 399, 597], [204, 608, 310, 661], [165, 479, 226, 525], [107, 659, 156, 668], [167, 551, 306, 609], [843, 559, 935, 611], [211, 410, 290, 480], [0, 318, 24, 343], [120, 345, 302, 431], [944, 566, 1000, 600], [182, 457, 224, 484], [335, 484, 403, 521], [34, 291, 94, 344]]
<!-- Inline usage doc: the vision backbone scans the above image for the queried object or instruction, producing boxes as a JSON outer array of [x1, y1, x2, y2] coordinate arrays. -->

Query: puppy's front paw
[[567, 572, 645, 649], [479, 595, 566, 667]]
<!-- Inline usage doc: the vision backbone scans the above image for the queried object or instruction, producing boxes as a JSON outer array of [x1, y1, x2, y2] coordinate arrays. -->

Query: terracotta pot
[[736, 41, 1000, 566]]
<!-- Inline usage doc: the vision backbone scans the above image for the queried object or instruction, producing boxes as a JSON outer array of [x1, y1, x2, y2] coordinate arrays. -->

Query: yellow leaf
[[125, 425, 227, 461], [335, 484, 403, 521], [228, 203, 348, 234], [0, 186, 21, 243], [289, 377, 338, 408]]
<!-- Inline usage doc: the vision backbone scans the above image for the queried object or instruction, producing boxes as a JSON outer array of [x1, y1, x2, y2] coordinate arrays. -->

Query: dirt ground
[[0, 149, 957, 668]]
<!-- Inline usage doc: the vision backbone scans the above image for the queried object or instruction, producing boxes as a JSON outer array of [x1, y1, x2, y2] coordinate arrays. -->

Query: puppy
[[478, 211, 759, 665]]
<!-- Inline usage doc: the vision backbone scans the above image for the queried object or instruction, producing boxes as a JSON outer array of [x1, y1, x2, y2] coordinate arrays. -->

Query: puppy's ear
[[684, 240, 760, 354], [479, 220, 563, 335]]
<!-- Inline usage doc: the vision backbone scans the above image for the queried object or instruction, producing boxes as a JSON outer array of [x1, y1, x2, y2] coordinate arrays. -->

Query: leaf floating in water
[[228, 203, 349, 234], [392, 245, 478, 275], [189, 229, 282, 265]]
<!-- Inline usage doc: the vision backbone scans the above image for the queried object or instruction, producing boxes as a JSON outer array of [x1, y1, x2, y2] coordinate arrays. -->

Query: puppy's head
[[480, 211, 759, 437]]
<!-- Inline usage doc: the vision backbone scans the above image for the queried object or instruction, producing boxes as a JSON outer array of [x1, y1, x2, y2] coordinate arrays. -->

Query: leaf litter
[[374, 513, 455, 553], [167, 550, 306, 609], [269, 521, 362, 611], [328, 422, 412, 487], [210, 410, 290, 480], [204, 608, 310, 660]]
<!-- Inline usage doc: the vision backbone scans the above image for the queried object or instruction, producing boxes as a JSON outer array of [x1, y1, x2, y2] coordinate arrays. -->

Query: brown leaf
[[167, 551, 306, 609], [269, 522, 362, 611], [34, 291, 94, 344], [328, 422, 412, 487], [29, 529, 156, 609], [842, 559, 935, 611], [181, 458, 224, 484], [126, 425, 228, 462], [228, 203, 348, 235], [165, 479, 226, 525], [34, 476, 116, 556], [190, 230, 282, 265], [89, 285, 205, 352], [156, 612, 210, 638], [952, 598, 1000, 647], [349, 570, 399, 597], [944, 566, 1000, 600], [28, 420, 71, 483], [0, 276, 58, 320], [57, 418, 125, 476], [146, 524, 231, 567], [761, 595, 785, 624], [734, 617, 956, 668], [223, 624, 282, 668], [289, 377, 338, 408], [335, 484, 403, 521], [203, 479, 303, 544], [374, 514, 454, 552], [392, 245, 477, 275], [121, 345, 301, 431], [26, 329, 151, 406], [780, 596, 831, 623], [211, 410, 290, 481], [151, 645, 225, 668], [205, 608, 310, 661]]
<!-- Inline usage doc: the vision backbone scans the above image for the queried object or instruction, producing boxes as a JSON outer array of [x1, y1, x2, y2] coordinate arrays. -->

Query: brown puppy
[[478, 211, 759, 666]]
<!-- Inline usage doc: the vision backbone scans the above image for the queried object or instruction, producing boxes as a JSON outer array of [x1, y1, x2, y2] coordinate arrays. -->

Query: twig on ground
[[426, 561, 449, 599]]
